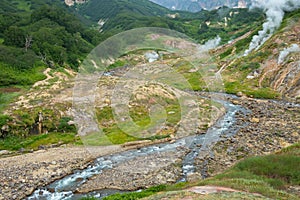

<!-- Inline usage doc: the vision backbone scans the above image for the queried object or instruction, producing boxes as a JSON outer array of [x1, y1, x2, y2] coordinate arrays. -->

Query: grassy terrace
[[0, 132, 81, 151]]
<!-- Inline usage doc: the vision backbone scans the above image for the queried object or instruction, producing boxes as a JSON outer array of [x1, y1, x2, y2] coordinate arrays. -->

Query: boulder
[[236, 92, 244, 97], [250, 117, 260, 123]]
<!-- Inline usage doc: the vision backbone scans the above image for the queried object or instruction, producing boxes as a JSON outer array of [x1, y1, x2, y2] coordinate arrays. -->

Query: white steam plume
[[244, 0, 300, 56], [199, 35, 221, 51], [278, 44, 300, 64]]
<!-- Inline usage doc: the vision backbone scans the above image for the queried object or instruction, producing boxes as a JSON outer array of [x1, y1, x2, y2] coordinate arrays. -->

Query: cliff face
[[149, 0, 251, 12]]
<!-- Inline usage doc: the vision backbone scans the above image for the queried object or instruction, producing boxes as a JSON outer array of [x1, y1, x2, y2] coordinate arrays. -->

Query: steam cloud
[[199, 35, 221, 51], [244, 0, 300, 56], [278, 44, 300, 64]]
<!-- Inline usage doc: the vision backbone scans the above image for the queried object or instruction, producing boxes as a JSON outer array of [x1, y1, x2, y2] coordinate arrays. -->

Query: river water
[[27, 94, 249, 200]]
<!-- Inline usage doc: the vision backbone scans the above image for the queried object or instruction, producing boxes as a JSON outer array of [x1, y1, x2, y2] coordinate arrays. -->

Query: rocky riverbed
[[77, 149, 187, 193], [0, 95, 299, 200], [0, 146, 121, 200], [196, 95, 300, 177]]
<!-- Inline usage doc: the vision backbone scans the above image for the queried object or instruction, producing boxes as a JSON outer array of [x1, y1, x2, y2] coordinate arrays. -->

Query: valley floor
[[0, 145, 122, 200], [0, 94, 298, 200]]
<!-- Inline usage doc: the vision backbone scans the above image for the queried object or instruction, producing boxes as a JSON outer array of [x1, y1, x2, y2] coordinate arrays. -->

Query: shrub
[[57, 117, 76, 133]]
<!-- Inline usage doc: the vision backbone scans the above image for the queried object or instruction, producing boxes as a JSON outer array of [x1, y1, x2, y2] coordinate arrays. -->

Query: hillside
[[77, 0, 170, 21], [0, 1, 299, 200], [149, 0, 251, 12], [213, 8, 300, 100], [74, 0, 264, 44], [0, 0, 101, 138], [0, 0, 264, 140], [0, 0, 100, 86]]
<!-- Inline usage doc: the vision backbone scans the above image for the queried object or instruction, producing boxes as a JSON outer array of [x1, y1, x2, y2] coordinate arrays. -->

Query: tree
[[3, 26, 25, 47], [24, 35, 33, 52]]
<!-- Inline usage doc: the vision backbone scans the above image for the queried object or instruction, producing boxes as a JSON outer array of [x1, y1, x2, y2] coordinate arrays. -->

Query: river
[[27, 93, 249, 200]]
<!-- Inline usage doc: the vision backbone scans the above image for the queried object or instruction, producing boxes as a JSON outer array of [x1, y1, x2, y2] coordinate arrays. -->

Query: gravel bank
[[196, 96, 300, 177], [0, 145, 121, 200]]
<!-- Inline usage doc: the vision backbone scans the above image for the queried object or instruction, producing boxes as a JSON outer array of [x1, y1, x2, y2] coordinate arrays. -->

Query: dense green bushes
[[57, 117, 76, 133], [0, 0, 100, 82], [0, 63, 45, 86]]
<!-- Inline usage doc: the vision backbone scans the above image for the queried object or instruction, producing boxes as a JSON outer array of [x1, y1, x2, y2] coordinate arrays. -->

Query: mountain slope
[[75, 0, 264, 45], [0, 0, 101, 87], [214, 8, 300, 100], [149, 0, 251, 12], [77, 0, 170, 22]]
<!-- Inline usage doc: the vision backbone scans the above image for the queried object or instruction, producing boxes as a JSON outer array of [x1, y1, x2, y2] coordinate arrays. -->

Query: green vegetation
[[102, 185, 166, 200], [199, 155, 300, 199], [0, 0, 86, 141], [91, 102, 178, 145], [0, 0, 101, 88], [77, 0, 169, 22], [0, 114, 11, 128], [0, 132, 81, 151], [0, 63, 46, 86], [192, 143, 300, 199], [57, 117, 76, 133], [225, 81, 280, 99], [101, 142, 300, 200], [77, 0, 264, 44], [0, 91, 21, 112]]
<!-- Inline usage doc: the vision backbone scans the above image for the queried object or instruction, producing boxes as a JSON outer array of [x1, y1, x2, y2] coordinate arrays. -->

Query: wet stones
[[77, 151, 186, 193], [195, 96, 300, 178], [0, 146, 121, 200]]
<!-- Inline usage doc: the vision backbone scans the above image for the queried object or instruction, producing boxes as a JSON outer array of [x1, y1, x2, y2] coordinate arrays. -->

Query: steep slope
[[0, 0, 100, 87], [75, 0, 264, 44], [0, 1, 265, 138], [214, 9, 300, 100], [77, 0, 170, 22], [149, 0, 251, 12], [0, 0, 101, 137]]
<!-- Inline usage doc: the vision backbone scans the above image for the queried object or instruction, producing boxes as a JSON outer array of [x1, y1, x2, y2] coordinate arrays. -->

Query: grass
[[0, 91, 21, 113], [100, 142, 300, 200], [80, 127, 138, 146], [80, 185, 167, 200], [107, 60, 127, 70], [103, 185, 166, 200], [0, 132, 81, 151], [197, 142, 300, 200], [94, 92, 182, 144], [0, 63, 46, 87], [80, 131, 113, 146], [224, 81, 280, 99]]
